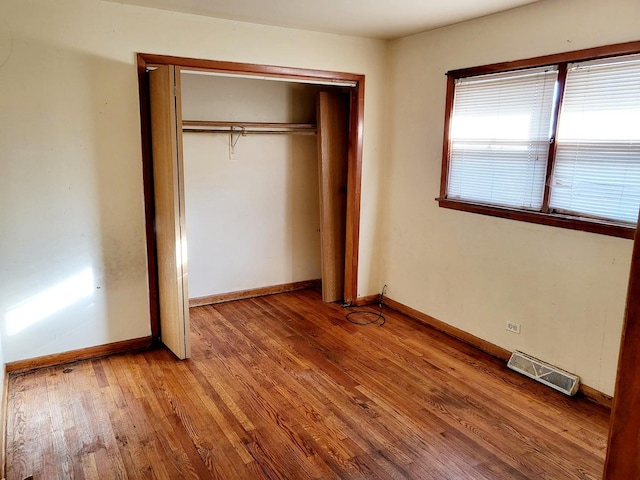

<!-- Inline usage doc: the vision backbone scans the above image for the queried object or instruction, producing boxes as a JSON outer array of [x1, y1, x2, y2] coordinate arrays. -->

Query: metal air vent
[[508, 351, 580, 396]]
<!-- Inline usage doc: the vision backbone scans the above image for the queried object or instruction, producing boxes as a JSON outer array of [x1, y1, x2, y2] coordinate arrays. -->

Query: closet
[[180, 71, 349, 305], [142, 56, 364, 360]]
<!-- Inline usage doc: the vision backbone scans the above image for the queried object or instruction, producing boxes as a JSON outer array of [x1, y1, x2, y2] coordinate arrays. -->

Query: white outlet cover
[[507, 322, 521, 334]]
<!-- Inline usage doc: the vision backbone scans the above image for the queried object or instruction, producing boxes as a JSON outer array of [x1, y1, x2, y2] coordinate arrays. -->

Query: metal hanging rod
[[181, 121, 317, 159], [182, 120, 317, 134]]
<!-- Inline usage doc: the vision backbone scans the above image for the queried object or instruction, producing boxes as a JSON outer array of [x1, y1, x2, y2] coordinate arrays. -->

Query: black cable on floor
[[343, 284, 387, 326]]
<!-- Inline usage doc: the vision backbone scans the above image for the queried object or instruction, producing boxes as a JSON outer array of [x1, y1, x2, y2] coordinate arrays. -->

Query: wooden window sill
[[437, 197, 635, 239]]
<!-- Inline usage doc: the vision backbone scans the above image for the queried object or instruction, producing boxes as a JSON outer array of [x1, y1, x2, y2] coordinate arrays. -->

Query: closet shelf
[[182, 120, 317, 135]]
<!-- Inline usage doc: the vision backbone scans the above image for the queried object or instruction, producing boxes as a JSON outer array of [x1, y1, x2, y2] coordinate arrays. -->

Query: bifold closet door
[[149, 65, 191, 359], [317, 91, 349, 303]]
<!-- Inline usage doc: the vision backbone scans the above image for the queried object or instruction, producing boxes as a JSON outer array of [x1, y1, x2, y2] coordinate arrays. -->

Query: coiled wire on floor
[[343, 284, 387, 326]]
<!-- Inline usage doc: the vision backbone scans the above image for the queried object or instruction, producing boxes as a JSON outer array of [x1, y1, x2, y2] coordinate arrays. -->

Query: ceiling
[[108, 0, 541, 40]]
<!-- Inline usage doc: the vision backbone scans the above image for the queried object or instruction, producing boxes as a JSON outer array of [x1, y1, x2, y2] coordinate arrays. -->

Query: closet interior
[[179, 70, 352, 307]]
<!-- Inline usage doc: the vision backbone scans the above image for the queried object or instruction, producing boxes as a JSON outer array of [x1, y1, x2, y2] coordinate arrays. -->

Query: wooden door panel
[[149, 65, 190, 359], [317, 91, 349, 303]]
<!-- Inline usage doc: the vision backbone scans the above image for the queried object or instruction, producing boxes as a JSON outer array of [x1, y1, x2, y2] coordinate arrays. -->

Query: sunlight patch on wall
[[5, 268, 94, 336]]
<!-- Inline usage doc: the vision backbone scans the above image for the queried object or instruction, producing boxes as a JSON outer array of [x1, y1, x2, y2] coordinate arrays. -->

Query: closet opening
[[136, 54, 365, 358]]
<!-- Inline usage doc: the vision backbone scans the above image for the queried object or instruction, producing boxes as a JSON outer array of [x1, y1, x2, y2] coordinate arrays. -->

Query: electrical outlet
[[506, 321, 521, 334]]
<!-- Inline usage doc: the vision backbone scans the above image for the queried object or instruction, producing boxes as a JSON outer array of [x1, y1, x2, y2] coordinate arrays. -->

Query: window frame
[[438, 40, 640, 239]]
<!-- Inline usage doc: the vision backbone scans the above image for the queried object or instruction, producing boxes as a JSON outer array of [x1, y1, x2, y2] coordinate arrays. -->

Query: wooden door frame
[[604, 218, 640, 478], [136, 53, 365, 339]]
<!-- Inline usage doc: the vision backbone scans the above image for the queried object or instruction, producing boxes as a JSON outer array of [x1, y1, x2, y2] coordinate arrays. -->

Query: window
[[448, 67, 557, 210], [439, 42, 640, 239]]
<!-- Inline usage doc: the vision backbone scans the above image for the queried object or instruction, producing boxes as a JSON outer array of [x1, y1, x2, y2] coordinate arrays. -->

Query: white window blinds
[[448, 67, 558, 210], [550, 55, 640, 224]]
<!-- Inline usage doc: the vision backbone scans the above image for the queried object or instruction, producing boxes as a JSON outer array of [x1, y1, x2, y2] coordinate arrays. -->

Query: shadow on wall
[[0, 36, 150, 362], [286, 83, 324, 287], [286, 134, 322, 283]]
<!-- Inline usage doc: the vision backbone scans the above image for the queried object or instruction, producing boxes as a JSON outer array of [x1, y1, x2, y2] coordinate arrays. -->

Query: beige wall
[[383, 0, 640, 395], [0, 0, 387, 362], [181, 74, 324, 297]]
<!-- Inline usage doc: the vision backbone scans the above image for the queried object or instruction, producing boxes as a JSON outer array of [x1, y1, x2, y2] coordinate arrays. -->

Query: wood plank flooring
[[6, 289, 610, 479]]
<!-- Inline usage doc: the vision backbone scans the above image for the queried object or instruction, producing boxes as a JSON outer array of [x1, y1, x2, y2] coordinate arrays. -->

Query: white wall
[[383, 0, 640, 395], [0, 0, 387, 362], [181, 74, 324, 297]]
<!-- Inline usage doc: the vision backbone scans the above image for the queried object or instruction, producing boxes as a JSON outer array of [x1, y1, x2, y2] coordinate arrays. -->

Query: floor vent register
[[508, 350, 580, 396]]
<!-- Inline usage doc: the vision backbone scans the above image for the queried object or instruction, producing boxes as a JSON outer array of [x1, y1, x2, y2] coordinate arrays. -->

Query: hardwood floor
[[6, 289, 609, 479]]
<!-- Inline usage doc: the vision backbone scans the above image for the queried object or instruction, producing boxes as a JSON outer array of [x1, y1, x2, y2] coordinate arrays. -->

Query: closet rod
[[182, 120, 317, 134], [183, 128, 316, 135], [183, 120, 316, 129]]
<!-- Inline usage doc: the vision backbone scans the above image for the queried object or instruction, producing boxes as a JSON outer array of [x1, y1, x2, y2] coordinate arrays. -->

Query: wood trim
[[541, 63, 567, 212], [352, 293, 379, 307], [437, 198, 635, 239], [383, 297, 511, 361], [188, 280, 321, 307], [580, 384, 612, 410], [139, 53, 362, 83], [604, 213, 640, 478], [137, 53, 364, 336], [439, 75, 456, 198], [383, 296, 611, 408], [447, 40, 640, 78], [5, 337, 153, 375]]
